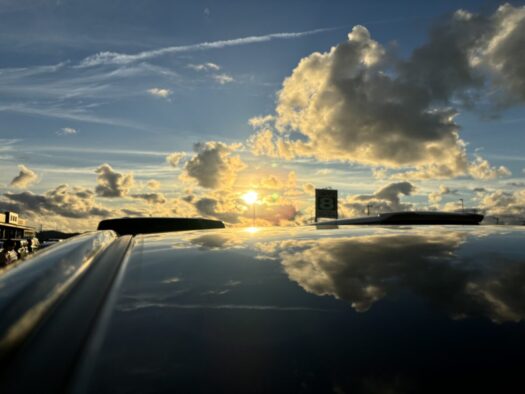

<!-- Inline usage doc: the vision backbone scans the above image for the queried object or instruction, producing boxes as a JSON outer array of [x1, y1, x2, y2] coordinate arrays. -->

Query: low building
[[0, 212, 37, 239]]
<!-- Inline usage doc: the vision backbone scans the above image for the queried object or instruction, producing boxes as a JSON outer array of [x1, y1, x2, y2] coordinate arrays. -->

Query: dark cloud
[[344, 181, 415, 216], [250, 5, 525, 179], [182, 142, 246, 189], [95, 163, 134, 198], [9, 164, 38, 188], [131, 192, 167, 204], [194, 197, 240, 224], [2, 184, 112, 219]]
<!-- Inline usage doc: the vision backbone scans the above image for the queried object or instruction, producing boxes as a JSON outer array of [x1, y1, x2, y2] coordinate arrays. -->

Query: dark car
[[1, 225, 525, 393]]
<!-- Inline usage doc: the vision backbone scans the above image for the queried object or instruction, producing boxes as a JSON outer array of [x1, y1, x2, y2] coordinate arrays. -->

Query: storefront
[[0, 212, 36, 239]]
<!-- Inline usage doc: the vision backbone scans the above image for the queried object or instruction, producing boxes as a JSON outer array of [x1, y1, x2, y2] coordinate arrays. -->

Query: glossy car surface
[[1, 225, 525, 393]]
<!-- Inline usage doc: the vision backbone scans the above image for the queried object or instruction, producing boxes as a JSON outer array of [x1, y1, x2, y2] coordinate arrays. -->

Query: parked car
[[0, 240, 18, 267], [40, 238, 63, 248], [1, 223, 524, 393], [0, 239, 27, 260], [26, 237, 40, 253]]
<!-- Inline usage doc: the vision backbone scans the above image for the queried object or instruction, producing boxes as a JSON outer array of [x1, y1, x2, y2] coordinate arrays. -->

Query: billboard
[[315, 189, 338, 221], [5, 211, 18, 224]]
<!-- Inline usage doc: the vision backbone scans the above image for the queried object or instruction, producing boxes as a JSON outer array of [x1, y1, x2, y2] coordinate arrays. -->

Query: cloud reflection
[[255, 231, 525, 323]]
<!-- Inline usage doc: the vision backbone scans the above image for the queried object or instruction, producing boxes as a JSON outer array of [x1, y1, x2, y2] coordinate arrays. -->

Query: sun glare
[[242, 191, 258, 205]]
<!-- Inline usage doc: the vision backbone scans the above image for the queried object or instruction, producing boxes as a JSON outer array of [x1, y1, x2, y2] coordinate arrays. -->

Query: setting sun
[[242, 191, 258, 205]]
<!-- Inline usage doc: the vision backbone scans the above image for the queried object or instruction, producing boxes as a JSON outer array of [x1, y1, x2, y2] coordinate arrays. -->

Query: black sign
[[315, 189, 338, 220]]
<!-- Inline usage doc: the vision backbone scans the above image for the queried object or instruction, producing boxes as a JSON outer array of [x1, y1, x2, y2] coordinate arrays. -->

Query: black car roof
[[2, 225, 525, 393]]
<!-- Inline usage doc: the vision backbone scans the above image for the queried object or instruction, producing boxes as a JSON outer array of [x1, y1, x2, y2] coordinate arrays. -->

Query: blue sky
[[1, 0, 524, 230]]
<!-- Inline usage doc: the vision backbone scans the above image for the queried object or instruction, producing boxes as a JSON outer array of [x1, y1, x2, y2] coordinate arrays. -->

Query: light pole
[[459, 198, 464, 212]]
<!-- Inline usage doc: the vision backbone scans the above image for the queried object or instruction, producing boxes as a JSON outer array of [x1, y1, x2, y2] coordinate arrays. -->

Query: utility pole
[[459, 199, 464, 212]]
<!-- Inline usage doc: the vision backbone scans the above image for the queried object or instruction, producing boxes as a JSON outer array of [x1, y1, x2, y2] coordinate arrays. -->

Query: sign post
[[315, 189, 338, 222]]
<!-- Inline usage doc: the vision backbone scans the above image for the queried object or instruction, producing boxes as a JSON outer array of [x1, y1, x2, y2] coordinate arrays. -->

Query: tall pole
[[459, 198, 464, 212]]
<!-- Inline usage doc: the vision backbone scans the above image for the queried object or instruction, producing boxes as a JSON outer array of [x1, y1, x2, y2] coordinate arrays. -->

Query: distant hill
[[37, 230, 80, 242]]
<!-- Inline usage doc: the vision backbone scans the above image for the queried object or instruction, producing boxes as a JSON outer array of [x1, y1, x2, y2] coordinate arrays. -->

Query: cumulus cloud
[[9, 164, 38, 188], [259, 175, 282, 190], [182, 142, 246, 189], [478, 188, 525, 224], [248, 115, 275, 129], [474, 4, 525, 104], [2, 184, 111, 219], [57, 127, 78, 136], [131, 192, 167, 205], [147, 88, 172, 98], [166, 152, 186, 167], [95, 163, 134, 198], [194, 197, 240, 224], [344, 181, 415, 217], [428, 185, 459, 205], [213, 74, 234, 84], [468, 156, 511, 179], [146, 180, 161, 189], [303, 183, 315, 195], [249, 6, 525, 179]]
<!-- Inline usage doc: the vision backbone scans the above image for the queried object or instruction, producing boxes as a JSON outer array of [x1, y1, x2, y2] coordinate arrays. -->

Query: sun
[[242, 191, 258, 205]]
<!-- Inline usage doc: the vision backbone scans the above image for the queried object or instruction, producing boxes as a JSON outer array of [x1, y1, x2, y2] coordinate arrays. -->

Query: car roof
[[2, 225, 525, 393], [81, 225, 525, 393]]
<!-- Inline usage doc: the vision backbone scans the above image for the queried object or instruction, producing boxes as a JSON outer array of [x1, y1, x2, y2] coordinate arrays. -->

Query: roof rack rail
[[315, 211, 484, 226], [97, 217, 225, 236]]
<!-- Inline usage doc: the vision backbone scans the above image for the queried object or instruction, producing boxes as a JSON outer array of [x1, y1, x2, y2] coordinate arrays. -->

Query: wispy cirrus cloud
[[187, 62, 220, 71], [78, 27, 339, 67], [0, 103, 149, 130]]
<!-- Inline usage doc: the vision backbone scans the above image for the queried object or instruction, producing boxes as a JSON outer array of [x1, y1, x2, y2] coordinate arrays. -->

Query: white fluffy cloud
[[428, 185, 459, 205], [147, 87, 172, 98], [166, 152, 186, 167], [10, 164, 38, 188], [213, 74, 234, 84], [478, 188, 525, 224], [57, 127, 78, 135], [248, 6, 525, 179]]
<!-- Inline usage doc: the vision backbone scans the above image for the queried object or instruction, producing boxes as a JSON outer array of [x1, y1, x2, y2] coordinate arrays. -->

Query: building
[[0, 212, 37, 239]]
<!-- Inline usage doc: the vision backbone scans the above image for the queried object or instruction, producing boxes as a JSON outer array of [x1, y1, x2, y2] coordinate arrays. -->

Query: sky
[[1, 0, 525, 231]]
